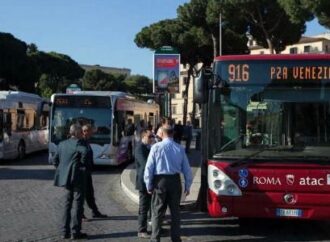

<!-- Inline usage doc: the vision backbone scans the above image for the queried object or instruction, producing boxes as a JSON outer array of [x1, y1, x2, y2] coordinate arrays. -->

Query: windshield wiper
[[219, 134, 245, 152], [230, 144, 283, 167], [230, 146, 330, 167]]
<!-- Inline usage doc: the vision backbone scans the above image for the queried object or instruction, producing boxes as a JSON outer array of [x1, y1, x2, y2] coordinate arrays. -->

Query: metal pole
[[219, 13, 222, 56]]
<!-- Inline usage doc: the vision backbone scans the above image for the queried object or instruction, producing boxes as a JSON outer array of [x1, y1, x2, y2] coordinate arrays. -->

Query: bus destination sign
[[220, 60, 330, 84], [54, 96, 111, 108]]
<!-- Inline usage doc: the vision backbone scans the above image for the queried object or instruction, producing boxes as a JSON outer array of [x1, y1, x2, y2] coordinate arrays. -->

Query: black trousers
[[150, 174, 182, 242], [138, 190, 151, 232], [61, 186, 84, 235], [85, 173, 99, 214]]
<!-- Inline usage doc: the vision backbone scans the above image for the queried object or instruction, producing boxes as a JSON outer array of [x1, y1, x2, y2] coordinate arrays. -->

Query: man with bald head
[[144, 124, 193, 242], [53, 124, 88, 240]]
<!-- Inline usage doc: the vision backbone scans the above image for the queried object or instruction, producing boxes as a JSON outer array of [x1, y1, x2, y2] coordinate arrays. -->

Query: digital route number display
[[218, 59, 330, 85], [54, 95, 111, 108]]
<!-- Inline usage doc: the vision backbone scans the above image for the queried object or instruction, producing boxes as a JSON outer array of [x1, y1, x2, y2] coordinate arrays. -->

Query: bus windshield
[[51, 96, 112, 145], [209, 85, 330, 161]]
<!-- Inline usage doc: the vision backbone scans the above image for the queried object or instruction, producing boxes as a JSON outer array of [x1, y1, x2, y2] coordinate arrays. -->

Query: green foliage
[[31, 51, 85, 96], [0, 32, 38, 92], [220, 0, 306, 53], [124, 75, 152, 95], [82, 69, 126, 91], [311, 0, 330, 28]]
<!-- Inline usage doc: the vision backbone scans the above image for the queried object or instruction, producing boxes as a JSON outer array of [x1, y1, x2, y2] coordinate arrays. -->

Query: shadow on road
[[177, 211, 330, 241], [0, 168, 55, 180]]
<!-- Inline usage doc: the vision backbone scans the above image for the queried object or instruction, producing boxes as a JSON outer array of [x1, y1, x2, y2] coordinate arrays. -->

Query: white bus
[[49, 91, 159, 165], [0, 91, 49, 160]]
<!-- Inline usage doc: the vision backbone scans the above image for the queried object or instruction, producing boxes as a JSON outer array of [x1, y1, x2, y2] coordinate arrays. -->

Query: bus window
[[17, 110, 25, 130], [4, 112, 12, 136]]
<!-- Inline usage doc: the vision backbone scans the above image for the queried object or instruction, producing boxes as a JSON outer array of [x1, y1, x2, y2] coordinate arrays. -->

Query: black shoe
[[92, 212, 108, 218], [71, 232, 88, 240], [61, 233, 70, 239]]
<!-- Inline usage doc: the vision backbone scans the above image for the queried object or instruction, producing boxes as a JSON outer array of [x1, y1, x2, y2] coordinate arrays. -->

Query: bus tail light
[[208, 164, 242, 196]]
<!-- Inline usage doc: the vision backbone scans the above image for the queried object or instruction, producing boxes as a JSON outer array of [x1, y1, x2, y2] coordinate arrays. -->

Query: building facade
[[170, 63, 202, 127], [249, 33, 330, 55]]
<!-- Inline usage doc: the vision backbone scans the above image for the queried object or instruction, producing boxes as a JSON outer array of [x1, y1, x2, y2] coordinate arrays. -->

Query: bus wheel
[[17, 141, 26, 160]]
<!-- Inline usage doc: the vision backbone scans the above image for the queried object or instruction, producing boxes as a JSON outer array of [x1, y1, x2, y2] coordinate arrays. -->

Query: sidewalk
[[120, 145, 201, 206]]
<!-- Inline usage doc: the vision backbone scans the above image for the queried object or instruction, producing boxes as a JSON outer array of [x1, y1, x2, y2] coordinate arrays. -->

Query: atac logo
[[286, 174, 295, 185]]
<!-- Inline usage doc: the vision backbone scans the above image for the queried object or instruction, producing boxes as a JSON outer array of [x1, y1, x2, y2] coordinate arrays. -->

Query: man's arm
[[135, 144, 147, 167], [52, 144, 61, 168], [182, 151, 193, 195], [144, 146, 156, 193]]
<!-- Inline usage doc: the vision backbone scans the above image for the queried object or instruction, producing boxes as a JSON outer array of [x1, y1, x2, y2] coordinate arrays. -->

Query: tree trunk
[[266, 37, 274, 54]]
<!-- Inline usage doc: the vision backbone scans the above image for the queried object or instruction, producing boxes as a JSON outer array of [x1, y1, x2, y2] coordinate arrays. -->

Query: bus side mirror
[[193, 68, 212, 104]]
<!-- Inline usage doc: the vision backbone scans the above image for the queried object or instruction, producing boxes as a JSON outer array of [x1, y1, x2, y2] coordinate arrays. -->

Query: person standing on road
[[135, 128, 153, 238], [183, 121, 193, 154], [81, 124, 108, 220], [144, 124, 193, 242], [53, 124, 88, 240]]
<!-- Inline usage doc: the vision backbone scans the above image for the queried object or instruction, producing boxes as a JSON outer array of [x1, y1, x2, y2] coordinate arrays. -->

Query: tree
[[279, 0, 330, 30], [0, 32, 38, 92], [124, 75, 152, 95], [135, 19, 215, 124], [82, 69, 126, 91], [218, 0, 306, 54], [31, 51, 85, 96]]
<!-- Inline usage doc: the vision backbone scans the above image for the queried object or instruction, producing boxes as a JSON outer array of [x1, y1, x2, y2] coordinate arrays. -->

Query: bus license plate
[[276, 208, 302, 217]]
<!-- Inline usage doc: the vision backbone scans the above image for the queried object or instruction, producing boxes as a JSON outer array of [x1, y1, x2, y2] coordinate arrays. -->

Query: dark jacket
[[80, 139, 94, 173], [135, 142, 150, 191], [53, 138, 88, 189]]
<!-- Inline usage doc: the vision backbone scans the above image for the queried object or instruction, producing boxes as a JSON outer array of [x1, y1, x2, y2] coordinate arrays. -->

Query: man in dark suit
[[135, 128, 153, 238], [53, 124, 88, 240], [81, 124, 107, 220]]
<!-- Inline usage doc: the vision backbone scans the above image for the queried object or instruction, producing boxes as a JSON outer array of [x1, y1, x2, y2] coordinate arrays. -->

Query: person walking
[[144, 124, 193, 242], [183, 121, 193, 153], [135, 129, 153, 238], [53, 124, 88, 240], [81, 124, 108, 220]]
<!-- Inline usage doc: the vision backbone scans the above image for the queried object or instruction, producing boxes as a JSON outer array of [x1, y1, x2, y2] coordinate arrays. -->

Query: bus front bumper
[[208, 190, 330, 220]]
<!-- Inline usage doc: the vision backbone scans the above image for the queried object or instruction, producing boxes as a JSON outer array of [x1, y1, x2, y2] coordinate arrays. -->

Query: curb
[[120, 163, 139, 204]]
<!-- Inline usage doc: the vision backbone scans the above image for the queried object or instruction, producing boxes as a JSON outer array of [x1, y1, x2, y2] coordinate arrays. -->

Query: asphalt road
[[1, 151, 330, 242]]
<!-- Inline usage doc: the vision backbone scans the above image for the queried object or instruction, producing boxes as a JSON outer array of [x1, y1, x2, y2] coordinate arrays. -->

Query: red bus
[[195, 54, 330, 220]]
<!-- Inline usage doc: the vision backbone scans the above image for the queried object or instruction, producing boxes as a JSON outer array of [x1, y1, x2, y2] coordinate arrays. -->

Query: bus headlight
[[226, 184, 237, 194], [213, 170, 219, 177], [214, 180, 222, 189], [208, 164, 242, 196]]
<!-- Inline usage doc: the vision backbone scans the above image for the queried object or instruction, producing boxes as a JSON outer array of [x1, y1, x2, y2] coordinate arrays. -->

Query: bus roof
[[214, 54, 330, 62], [0, 91, 42, 100], [55, 91, 136, 99]]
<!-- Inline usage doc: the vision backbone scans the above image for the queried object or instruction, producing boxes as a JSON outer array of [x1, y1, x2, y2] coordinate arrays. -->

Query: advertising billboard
[[154, 47, 180, 94]]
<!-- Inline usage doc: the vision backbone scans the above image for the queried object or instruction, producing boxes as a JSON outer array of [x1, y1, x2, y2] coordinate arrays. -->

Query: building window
[[171, 105, 177, 115], [304, 45, 311, 53], [289, 47, 298, 54], [326, 45, 329, 53]]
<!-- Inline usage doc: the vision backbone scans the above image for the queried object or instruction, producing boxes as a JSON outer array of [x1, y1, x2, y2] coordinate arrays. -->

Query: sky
[[0, 0, 328, 78]]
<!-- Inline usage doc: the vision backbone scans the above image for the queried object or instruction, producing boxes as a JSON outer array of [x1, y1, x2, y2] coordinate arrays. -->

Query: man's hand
[[147, 189, 153, 194], [184, 190, 190, 196]]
